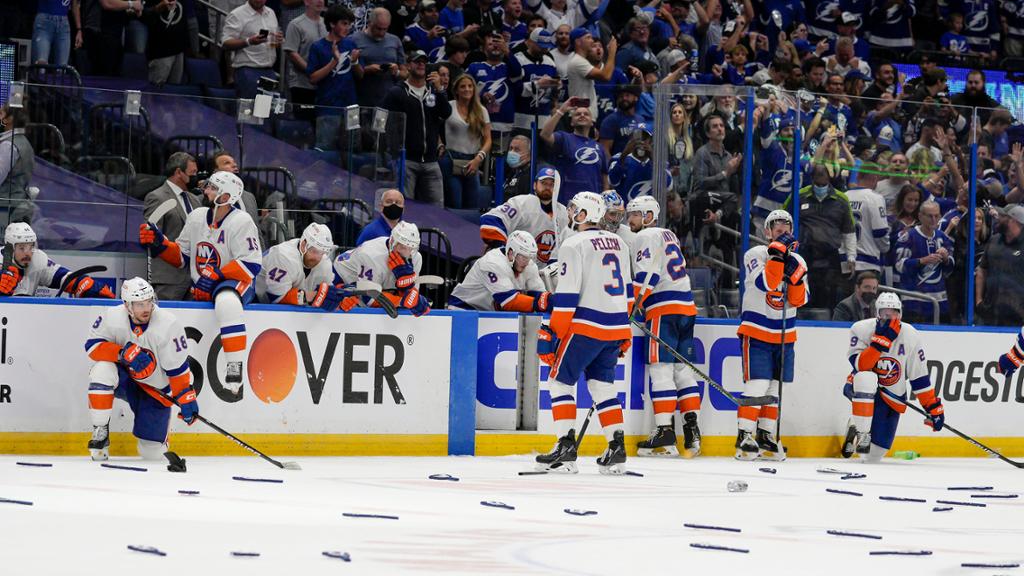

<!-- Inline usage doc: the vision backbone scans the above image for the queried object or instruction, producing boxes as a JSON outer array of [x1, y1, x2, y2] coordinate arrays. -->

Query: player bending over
[[448, 230, 551, 312], [736, 209, 808, 461], [535, 191, 633, 475], [627, 196, 703, 457], [842, 292, 945, 461], [257, 222, 358, 310], [334, 221, 430, 316], [139, 171, 262, 392], [0, 222, 115, 298], [84, 278, 198, 461]]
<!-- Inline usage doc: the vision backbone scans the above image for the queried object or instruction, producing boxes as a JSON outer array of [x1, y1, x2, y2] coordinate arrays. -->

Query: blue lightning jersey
[[608, 153, 673, 201], [594, 69, 629, 128], [467, 60, 517, 127], [550, 131, 608, 205], [951, 0, 1000, 52], [403, 24, 445, 59], [511, 50, 558, 122], [868, 0, 916, 48], [895, 225, 955, 316], [1002, 0, 1024, 41]]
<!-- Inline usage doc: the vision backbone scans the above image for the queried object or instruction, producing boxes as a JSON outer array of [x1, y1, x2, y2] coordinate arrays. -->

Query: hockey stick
[[156, 390, 301, 470], [353, 279, 398, 318], [146, 199, 178, 284], [777, 281, 789, 444], [883, 388, 1024, 469], [415, 274, 445, 287], [59, 265, 108, 298]]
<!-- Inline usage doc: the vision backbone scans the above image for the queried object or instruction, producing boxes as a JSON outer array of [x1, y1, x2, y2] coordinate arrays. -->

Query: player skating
[[535, 191, 633, 475], [841, 292, 945, 461], [626, 196, 702, 457], [256, 222, 358, 310], [84, 277, 198, 461], [139, 171, 262, 393], [736, 210, 808, 461], [448, 230, 550, 312], [334, 221, 429, 316], [0, 222, 115, 298]]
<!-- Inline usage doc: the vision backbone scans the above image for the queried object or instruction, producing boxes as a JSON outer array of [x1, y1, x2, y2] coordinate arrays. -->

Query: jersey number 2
[[602, 253, 624, 296]]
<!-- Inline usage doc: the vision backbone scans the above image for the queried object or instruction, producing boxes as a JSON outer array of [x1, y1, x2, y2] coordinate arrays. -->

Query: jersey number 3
[[602, 253, 624, 296]]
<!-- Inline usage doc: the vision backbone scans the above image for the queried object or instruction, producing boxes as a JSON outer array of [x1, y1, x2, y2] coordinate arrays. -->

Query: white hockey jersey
[[615, 223, 637, 254], [448, 247, 545, 311], [480, 194, 569, 264], [334, 236, 423, 290], [841, 187, 890, 272], [631, 227, 697, 318], [737, 245, 809, 344], [10, 248, 65, 296], [550, 228, 632, 341], [847, 319, 933, 408], [176, 207, 262, 285], [256, 238, 335, 304], [85, 305, 192, 392]]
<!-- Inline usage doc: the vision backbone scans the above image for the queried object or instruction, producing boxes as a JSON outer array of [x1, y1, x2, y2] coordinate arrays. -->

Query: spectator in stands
[[867, 0, 915, 52], [875, 152, 910, 211], [539, 99, 608, 205], [860, 61, 897, 100], [0, 106, 35, 225], [615, 17, 655, 70], [526, 0, 585, 33], [948, 205, 989, 323], [141, 0, 188, 86], [599, 85, 642, 158], [832, 270, 880, 322], [221, 0, 282, 99], [144, 152, 201, 300], [403, 0, 446, 59], [977, 205, 1024, 326], [503, 135, 533, 199], [339, 0, 376, 33], [511, 27, 559, 132], [1004, 2, 1024, 57], [351, 8, 406, 106], [384, 50, 450, 207], [442, 36, 471, 78], [906, 116, 945, 166], [666, 100, 694, 197], [566, 27, 617, 120], [32, 0, 81, 66], [501, 0, 527, 45], [550, 23, 573, 81], [692, 113, 740, 253], [81, 0, 142, 76], [284, 0, 327, 108], [981, 109, 1012, 159], [357, 188, 405, 245], [802, 57, 826, 93], [829, 12, 869, 59], [440, 0, 472, 37], [442, 74, 492, 210], [210, 150, 260, 226], [950, 69, 1001, 124], [825, 37, 870, 77], [464, 0, 501, 39], [609, 122, 671, 201], [842, 164, 890, 276], [895, 200, 954, 324], [385, 0, 417, 36], [467, 32, 515, 133], [307, 5, 362, 150]]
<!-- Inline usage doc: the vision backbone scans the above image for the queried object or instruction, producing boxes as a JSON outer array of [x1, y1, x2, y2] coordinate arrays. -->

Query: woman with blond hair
[[441, 74, 492, 210], [667, 100, 694, 195]]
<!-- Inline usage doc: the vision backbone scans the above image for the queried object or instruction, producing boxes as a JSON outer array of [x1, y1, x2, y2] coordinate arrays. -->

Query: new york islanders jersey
[[842, 187, 890, 272], [10, 248, 71, 296], [848, 318, 932, 409], [177, 207, 262, 287], [448, 247, 544, 311], [550, 228, 632, 341], [738, 245, 809, 344], [334, 236, 423, 290], [85, 305, 191, 392], [256, 238, 335, 304], [632, 227, 696, 318], [480, 194, 569, 264], [615, 223, 636, 254]]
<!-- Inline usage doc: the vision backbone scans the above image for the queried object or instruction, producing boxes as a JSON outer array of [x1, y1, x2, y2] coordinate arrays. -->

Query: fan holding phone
[[539, 97, 609, 205]]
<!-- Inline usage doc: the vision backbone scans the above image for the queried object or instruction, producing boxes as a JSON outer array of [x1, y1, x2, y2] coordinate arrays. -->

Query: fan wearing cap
[[511, 27, 560, 130], [481, 166, 570, 264], [449, 230, 550, 311], [256, 223, 354, 310], [598, 85, 643, 158], [824, 11, 870, 60], [0, 222, 116, 299], [404, 0, 446, 59], [564, 26, 617, 120], [753, 111, 796, 227], [334, 221, 430, 316], [841, 292, 945, 462], [608, 122, 673, 202], [139, 170, 262, 393]]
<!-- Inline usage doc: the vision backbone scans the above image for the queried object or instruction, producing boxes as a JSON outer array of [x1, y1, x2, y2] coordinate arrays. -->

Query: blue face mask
[[506, 151, 521, 168], [813, 184, 829, 200]]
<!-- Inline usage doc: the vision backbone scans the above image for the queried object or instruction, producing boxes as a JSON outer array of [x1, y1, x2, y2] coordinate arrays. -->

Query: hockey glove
[[776, 232, 798, 253], [401, 288, 430, 316], [119, 343, 157, 380], [998, 351, 1021, 376], [536, 325, 559, 366], [339, 295, 361, 312], [173, 386, 199, 425], [533, 291, 551, 313], [783, 255, 806, 285], [618, 338, 631, 358], [922, 399, 945, 432], [388, 251, 417, 289], [766, 240, 787, 262], [67, 276, 116, 299], [139, 223, 169, 256], [311, 282, 345, 311], [190, 286, 212, 302], [0, 265, 21, 296], [195, 265, 225, 294], [870, 318, 901, 352]]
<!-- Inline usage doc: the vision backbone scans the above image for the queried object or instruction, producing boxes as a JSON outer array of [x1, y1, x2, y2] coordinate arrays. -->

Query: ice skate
[[841, 420, 857, 459], [597, 430, 626, 475], [224, 361, 243, 393], [855, 430, 872, 455], [88, 424, 109, 461], [735, 430, 759, 461], [756, 428, 787, 461], [682, 412, 702, 457], [636, 425, 678, 457], [535, 430, 578, 473]]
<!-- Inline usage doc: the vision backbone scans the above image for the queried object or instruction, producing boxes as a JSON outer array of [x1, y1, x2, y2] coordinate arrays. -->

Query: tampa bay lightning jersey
[[511, 50, 558, 121], [608, 153, 673, 201], [404, 24, 445, 60], [594, 69, 629, 129], [468, 60, 518, 127], [1003, 0, 1024, 41], [868, 0, 916, 48], [551, 132, 608, 205], [894, 225, 955, 314], [951, 0, 1000, 52]]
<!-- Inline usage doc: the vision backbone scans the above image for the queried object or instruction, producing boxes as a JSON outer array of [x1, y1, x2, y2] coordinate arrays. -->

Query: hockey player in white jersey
[[840, 166, 890, 274], [996, 326, 1024, 376], [84, 277, 198, 461], [841, 292, 945, 461], [599, 190, 636, 252], [139, 171, 262, 392], [334, 221, 430, 316], [535, 191, 633, 474], [256, 222, 358, 311], [480, 166, 569, 265], [448, 230, 550, 312], [0, 222, 116, 298], [626, 196, 703, 457]]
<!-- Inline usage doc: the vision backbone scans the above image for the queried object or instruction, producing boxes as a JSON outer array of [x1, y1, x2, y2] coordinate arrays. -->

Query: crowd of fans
[[4, 0, 1024, 326]]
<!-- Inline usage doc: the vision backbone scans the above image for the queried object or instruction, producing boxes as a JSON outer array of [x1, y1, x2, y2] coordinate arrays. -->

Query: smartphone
[[569, 97, 590, 108], [259, 29, 269, 38]]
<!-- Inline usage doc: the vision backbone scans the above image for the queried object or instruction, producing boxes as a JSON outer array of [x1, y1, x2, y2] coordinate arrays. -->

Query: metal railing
[[879, 284, 941, 325]]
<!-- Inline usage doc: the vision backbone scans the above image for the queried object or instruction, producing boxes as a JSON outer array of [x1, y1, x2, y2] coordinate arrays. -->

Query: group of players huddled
[[2, 167, 1021, 465]]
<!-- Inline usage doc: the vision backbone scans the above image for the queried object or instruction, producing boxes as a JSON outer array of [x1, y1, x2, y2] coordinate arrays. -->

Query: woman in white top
[[442, 74, 492, 210]]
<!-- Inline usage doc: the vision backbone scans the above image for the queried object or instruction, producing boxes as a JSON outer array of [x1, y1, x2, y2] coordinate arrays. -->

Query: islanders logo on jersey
[[765, 289, 785, 310], [575, 146, 601, 166], [536, 230, 556, 263], [874, 356, 902, 387], [195, 241, 222, 273]]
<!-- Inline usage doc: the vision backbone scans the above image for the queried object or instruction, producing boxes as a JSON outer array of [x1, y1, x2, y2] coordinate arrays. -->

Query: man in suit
[[143, 152, 203, 301]]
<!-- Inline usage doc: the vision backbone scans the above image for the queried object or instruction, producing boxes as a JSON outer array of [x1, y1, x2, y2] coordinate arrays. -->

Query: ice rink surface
[[1, 453, 1022, 575]]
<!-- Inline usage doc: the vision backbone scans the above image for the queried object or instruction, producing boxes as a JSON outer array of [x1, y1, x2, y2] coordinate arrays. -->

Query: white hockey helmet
[[206, 171, 244, 206], [875, 292, 902, 315], [4, 222, 36, 245], [121, 277, 156, 303], [506, 230, 538, 262], [389, 221, 421, 251], [300, 222, 334, 255], [764, 209, 793, 231], [626, 195, 660, 225], [569, 191, 606, 227]]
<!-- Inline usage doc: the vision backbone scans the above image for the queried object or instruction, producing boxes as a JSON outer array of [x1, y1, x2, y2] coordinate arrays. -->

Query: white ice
[[1, 454, 1022, 575]]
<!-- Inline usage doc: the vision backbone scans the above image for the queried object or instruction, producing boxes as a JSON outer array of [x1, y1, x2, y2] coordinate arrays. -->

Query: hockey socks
[[588, 380, 623, 442]]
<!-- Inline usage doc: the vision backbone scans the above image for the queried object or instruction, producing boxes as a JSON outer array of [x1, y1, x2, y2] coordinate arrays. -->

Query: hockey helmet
[[569, 191, 606, 227], [626, 195, 660, 225], [122, 277, 156, 303], [205, 171, 244, 206], [4, 222, 36, 245], [300, 222, 334, 256], [875, 292, 902, 317], [601, 190, 625, 230], [506, 230, 538, 262], [764, 209, 793, 232], [389, 221, 421, 251]]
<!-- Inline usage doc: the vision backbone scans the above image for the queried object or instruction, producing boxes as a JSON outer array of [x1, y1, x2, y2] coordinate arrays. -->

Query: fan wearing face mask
[[357, 189, 407, 246], [832, 271, 880, 322]]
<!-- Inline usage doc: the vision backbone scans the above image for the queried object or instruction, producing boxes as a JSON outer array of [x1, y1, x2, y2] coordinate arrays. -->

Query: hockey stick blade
[[415, 274, 445, 287], [58, 265, 109, 295], [353, 280, 399, 318], [147, 198, 178, 225]]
